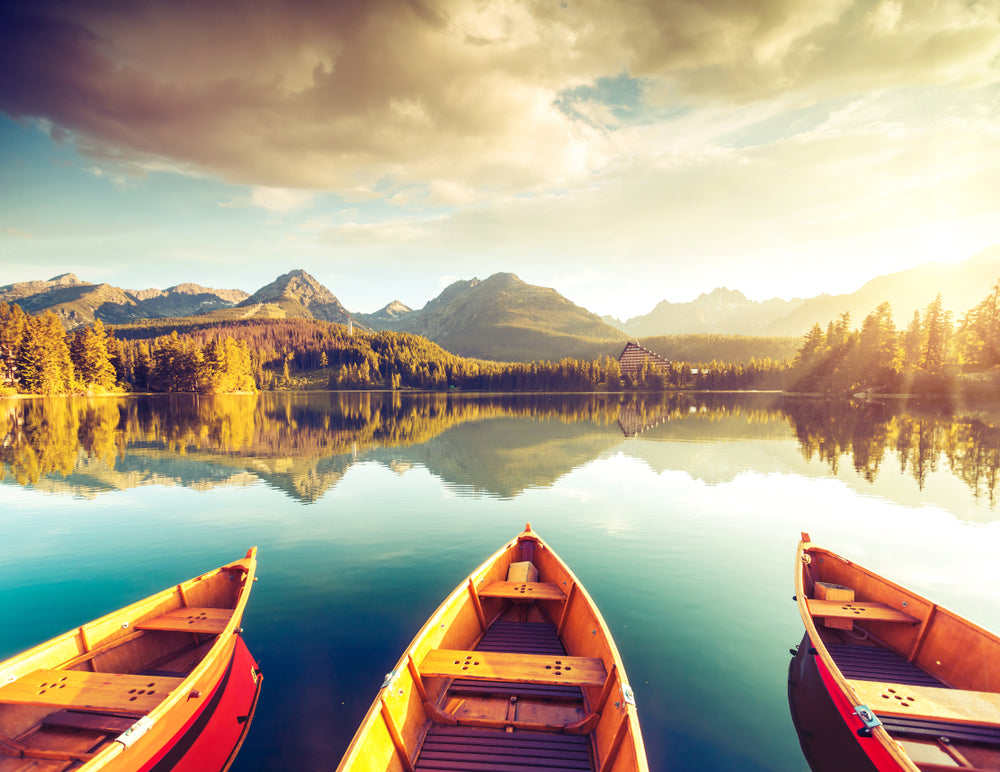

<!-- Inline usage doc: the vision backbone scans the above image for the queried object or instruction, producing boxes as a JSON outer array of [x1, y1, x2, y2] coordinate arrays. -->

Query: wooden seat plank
[[135, 607, 231, 635], [420, 649, 606, 687], [477, 582, 567, 602], [848, 680, 1000, 727], [807, 598, 919, 624], [42, 710, 136, 734], [0, 669, 182, 715]]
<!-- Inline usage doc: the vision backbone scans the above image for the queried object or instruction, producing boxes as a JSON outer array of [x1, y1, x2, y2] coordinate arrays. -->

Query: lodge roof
[[617, 341, 671, 375]]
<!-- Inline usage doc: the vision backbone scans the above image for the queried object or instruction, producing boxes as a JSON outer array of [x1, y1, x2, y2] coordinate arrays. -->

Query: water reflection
[[782, 398, 1000, 506], [2, 392, 999, 509], [787, 634, 878, 772]]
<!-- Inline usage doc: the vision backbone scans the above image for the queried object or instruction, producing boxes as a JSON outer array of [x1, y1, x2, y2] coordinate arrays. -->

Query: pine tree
[[70, 319, 117, 390], [13, 313, 74, 394], [921, 295, 952, 374], [957, 280, 1000, 367], [15, 315, 43, 393], [901, 310, 923, 372], [856, 302, 900, 391], [0, 302, 28, 390]]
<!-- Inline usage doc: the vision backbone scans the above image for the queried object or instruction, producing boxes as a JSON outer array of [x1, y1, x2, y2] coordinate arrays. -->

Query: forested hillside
[[0, 303, 256, 395], [635, 334, 799, 364], [2, 306, 791, 395]]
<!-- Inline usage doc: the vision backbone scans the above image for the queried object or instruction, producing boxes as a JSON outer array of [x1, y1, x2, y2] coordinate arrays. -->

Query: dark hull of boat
[[788, 633, 879, 772]]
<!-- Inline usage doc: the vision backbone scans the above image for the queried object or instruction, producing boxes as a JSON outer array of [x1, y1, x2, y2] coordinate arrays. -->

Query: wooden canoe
[[0, 548, 260, 772], [795, 533, 1000, 772], [335, 524, 648, 772]]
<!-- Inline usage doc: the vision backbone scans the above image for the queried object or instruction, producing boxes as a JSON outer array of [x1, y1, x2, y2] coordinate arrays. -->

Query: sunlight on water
[[2, 392, 999, 771]]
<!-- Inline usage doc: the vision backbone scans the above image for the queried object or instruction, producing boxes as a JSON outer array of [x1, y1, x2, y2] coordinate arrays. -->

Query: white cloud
[[250, 187, 316, 213]]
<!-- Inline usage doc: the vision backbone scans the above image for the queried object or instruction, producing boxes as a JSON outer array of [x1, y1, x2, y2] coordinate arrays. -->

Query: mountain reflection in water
[[2, 392, 999, 511]]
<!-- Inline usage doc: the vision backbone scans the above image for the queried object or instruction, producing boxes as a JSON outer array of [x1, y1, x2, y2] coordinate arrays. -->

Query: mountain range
[[3, 246, 998, 361], [0, 273, 249, 327], [612, 246, 1000, 337], [353, 272, 623, 360]]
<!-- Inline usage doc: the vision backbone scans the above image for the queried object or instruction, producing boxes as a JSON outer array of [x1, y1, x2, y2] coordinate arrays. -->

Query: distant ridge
[[763, 246, 1000, 335], [0, 275, 248, 328], [621, 246, 1000, 336], [622, 287, 802, 337]]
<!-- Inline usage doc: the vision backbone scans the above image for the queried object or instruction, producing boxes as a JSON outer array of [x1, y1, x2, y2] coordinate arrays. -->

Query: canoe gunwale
[[335, 527, 648, 772], [0, 547, 258, 771]]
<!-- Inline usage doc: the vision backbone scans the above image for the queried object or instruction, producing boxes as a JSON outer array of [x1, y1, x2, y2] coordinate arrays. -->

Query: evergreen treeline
[[0, 302, 256, 396], [636, 334, 800, 364], [789, 281, 1000, 395], [3, 306, 791, 395], [115, 317, 790, 392]]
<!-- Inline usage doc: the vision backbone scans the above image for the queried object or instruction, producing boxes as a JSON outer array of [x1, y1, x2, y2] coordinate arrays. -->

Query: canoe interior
[[0, 550, 256, 771], [797, 535, 1000, 771], [337, 527, 647, 772]]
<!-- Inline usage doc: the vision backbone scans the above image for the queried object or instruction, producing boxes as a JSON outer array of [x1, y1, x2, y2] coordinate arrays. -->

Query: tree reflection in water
[[2, 392, 999, 506], [781, 397, 1000, 506]]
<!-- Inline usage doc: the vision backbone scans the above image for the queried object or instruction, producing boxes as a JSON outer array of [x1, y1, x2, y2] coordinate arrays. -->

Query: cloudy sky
[[1, 0, 998, 319]]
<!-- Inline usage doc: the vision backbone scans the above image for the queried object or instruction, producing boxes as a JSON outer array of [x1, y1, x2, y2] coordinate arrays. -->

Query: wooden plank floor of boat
[[416, 619, 594, 771], [826, 642, 1000, 748], [416, 726, 590, 771]]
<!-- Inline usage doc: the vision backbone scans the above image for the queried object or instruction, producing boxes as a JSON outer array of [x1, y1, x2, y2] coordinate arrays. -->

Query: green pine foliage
[[111, 318, 790, 392], [69, 319, 118, 390], [789, 281, 1000, 396], [13, 311, 75, 394], [634, 334, 800, 364], [3, 308, 793, 395], [0, 302, 254, 396]]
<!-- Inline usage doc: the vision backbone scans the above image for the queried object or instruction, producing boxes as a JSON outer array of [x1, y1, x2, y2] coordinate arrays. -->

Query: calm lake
[[2, 391, 1000, 771]]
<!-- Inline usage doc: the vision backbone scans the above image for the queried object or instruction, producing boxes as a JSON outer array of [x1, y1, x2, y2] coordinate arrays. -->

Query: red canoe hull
[[807, 633, 906, 772], [137, 635, 262, 772]]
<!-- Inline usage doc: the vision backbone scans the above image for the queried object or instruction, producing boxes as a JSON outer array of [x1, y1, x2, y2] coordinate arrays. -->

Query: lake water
[[2, 391, 999, 771]]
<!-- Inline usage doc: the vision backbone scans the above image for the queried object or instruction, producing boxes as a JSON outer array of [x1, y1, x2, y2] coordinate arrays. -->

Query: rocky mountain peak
[[49, 273, 83, 285], [238, 269, 350, 323], [381, 300, 412, 317], [248, 269, 335, 304], [702, 287, 748, 302]]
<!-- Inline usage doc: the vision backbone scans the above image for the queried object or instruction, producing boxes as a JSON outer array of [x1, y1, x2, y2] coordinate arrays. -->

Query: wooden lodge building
[[617, 341, 671, 375]]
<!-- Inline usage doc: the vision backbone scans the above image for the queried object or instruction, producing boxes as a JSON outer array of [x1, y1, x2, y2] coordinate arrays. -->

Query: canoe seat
[[420, 649, 606, 688], [451, 621, 583, 701], [477, 581, 567, 602], [42, 709, 136, 734], [0, 669, 183, 715], [806, 598, 919, 624], [847, 679, 1000, 728], [136, 607, 232, 635]]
